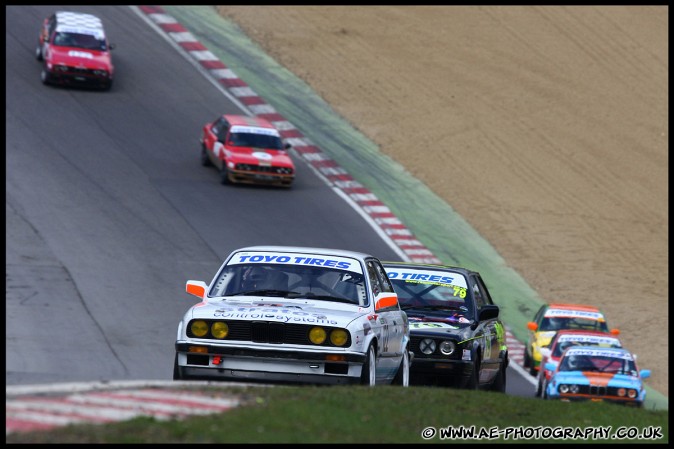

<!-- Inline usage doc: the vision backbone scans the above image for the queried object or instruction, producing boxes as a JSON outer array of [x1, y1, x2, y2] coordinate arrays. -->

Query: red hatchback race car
[[35, 11, 115, 90], [200, 114, 295, 187]]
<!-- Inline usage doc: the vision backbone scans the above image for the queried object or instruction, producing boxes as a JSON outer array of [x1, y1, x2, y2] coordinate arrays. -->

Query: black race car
[[383, 262, 508, 391]]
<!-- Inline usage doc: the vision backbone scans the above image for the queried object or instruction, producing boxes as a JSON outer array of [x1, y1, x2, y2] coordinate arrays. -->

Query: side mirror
[[109, 43, 116, 50], [186, 280, 208, 299], [284, 142, 292, 150], [527, 321, 538, 332], [640, 369, 651, 379], [478, 304, 499, 321], [610, 328, 620, 335]]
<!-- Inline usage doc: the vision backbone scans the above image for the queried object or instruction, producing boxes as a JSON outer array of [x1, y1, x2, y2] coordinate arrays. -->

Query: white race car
[[174, 246, 411, 386]]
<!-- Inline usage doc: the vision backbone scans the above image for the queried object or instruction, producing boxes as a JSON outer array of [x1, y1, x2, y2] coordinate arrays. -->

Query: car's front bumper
[[547, 394, 644, 407], [175, 341, 366, 385], [228, 169, 294, 187], [408, 357, 474, 387]]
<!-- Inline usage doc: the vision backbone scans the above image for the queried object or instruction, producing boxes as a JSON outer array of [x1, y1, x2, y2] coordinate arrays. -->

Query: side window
[[472, 282, 486, 309], [217, 118, 230, 142], [373, 261, 395, 294], [47, 15, 57, 41], [365, 261, 381, 297], [474, 276, 494, 306]]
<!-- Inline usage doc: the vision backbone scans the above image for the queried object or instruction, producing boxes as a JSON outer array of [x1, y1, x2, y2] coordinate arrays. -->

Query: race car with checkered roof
[[383, 262, 508, 391], [174, 246, 411, 386], [35, 11, 115, 90]]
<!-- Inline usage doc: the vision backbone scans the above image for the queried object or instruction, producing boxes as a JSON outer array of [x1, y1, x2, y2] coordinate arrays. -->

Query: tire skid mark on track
[[6, 5, 529, 436]]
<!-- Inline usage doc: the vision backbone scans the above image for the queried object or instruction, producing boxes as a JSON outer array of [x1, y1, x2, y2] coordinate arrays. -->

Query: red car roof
[[548, 303, 600, 312]]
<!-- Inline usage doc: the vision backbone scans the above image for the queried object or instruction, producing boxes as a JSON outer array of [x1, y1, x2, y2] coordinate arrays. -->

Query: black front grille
[[578, 385, 607, 396]]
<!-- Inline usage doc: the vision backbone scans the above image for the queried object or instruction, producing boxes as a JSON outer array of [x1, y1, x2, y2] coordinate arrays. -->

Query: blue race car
[[544, 346, 650, 407]]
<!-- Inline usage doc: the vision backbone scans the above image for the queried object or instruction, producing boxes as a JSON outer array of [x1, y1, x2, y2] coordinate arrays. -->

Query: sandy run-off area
[[215, 6, 668, 396]]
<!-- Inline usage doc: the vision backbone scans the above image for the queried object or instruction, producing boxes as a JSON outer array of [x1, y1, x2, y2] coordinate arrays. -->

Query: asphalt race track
[[6, 5, 538, 434]]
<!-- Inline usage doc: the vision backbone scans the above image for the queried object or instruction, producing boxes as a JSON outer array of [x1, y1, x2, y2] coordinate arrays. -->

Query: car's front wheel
[[173, 353, 185, 380], [201, 144, 213, 167], [490, 360, 507, 393], [220, 166, 231, 185], [392, 347, 410, 387], [360, 344, 376, 386], [40, 67, 51, 85], [465, 356, 480, 390]]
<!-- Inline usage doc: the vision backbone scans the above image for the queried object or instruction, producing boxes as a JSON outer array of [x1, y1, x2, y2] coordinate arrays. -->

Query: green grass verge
[[6, 385, 668, 443]]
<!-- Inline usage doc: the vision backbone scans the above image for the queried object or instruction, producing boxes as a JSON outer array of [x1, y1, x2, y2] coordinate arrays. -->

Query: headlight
[[569, 384, 579, 393], [617, 388, 626, 397], [627, 389, 637, 398], [190, 320, 208, 337], [93, 69, 108, 76], [419, 338, 436, 355], [559, 384, 569, 394], [309, 326, 327, 344], [329, 329, 348, 347], [439, 340, 456, 355], [211, 322, 229, 339]]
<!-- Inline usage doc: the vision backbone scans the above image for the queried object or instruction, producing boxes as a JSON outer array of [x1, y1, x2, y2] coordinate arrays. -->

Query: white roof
[[232, 245, 374, 260], [55, 11, 104, 31]]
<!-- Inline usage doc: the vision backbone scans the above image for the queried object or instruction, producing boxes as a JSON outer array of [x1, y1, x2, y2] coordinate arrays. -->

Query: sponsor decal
[[565, 348, 633, 360], [544, 309, 605, 321], [462, 349, 471, 361], [386, 269, 467, 288], [68, 50, 93, 59], [230, 125, 280, 137], [252, 152, 273, 160], [557, 334, 621, 346], [212, 305, 337, 325], [409, 322, 459, 330], [230, 251, 362, 273]]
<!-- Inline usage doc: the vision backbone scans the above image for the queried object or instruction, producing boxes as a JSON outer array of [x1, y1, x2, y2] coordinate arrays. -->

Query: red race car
[[36, 11, 115, 90], [535, 329, 623, 397], [200, 114, 295, 187]]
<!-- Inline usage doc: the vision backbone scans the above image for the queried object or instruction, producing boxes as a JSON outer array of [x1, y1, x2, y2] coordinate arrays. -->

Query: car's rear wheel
[[523, 349, 531, 368], [360, 344, 376, 386], [392, 347, 410, 387], [201, 144, 213, 167]]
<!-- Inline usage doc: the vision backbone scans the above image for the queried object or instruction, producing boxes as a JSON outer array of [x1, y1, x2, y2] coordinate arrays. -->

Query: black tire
[[535, 375, 543, 397], [490, 362, 507, 393], [360, 344, 376, 386], [35, 43, 43, 61], [101, 79, 113, 91], [392, 347, 410, 387], [529, 364, 538, 377], [220, 166, 231, 185], [201, 144, 213, 167], [173, 353, 184, 380], [465, 356, 480, 390], [40, 67, 51, 85], [523, 349, 531, 368]]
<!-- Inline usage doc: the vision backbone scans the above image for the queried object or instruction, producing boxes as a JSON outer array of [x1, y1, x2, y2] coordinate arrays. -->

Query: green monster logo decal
[[494, 321, 507, 351]]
